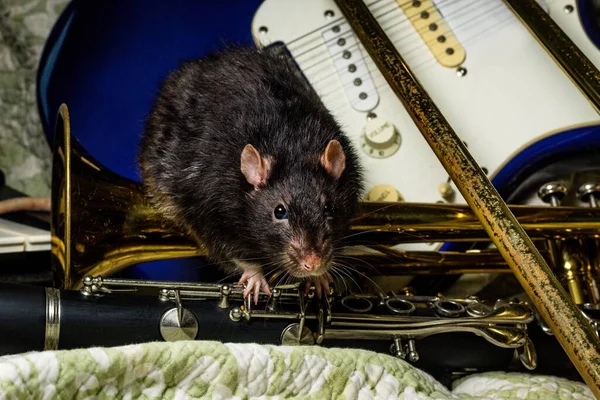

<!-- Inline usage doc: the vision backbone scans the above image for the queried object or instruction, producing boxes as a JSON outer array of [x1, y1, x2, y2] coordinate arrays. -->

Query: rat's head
[[240, 139, 359, 279]]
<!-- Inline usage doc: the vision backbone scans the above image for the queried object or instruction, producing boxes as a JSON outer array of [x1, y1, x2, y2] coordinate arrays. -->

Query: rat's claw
[[304, 273, 333, 298], [239, 267, 271, 305]]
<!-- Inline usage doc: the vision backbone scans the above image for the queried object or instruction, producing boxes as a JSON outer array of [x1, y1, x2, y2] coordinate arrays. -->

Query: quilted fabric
[[0, 341, 594, 399]]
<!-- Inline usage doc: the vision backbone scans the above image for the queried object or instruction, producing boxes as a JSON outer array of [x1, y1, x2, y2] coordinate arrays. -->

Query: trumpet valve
[[577, 182, 600, 208], [538, 181, 568, 206]]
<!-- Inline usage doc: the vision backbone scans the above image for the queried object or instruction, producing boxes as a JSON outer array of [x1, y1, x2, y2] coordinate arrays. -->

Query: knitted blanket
[[0, 341, 593, 399]]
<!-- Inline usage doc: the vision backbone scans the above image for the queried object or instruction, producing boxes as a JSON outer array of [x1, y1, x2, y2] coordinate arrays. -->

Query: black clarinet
[[0, 276, 584, 384]]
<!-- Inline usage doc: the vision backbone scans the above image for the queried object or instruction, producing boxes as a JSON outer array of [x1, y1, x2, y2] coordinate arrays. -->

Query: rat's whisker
[[333, 203, 400, 233], [329, 267, 349, 294], [336, 263, 387, 295], [216, 271, 242, 284], [333, 229, 431, 246], [331, 263, 363, 293], [353, 203, 399, 220], [332, 228, 383, 243], [333, 255, 382, 275]]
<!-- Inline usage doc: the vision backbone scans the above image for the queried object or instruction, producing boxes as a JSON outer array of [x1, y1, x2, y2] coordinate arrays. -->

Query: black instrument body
[[0, 280, 581, 385]]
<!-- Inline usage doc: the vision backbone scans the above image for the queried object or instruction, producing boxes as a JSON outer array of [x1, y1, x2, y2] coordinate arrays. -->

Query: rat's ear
[[320, 140, 346, 179], [241, 144, 271, 188]]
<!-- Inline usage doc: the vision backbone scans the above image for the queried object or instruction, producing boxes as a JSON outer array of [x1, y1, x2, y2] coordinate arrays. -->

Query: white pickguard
[[251, 0, 600, 203]]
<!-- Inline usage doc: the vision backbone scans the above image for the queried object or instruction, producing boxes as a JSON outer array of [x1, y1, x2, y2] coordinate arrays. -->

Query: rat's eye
[[274, 204, 288, 220], [324, 202, 334, 218]]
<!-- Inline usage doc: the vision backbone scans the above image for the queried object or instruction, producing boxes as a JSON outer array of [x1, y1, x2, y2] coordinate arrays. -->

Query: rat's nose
[[301, 253, 321, 272]]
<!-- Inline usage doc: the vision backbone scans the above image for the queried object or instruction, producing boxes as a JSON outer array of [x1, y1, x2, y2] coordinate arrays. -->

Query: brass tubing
[[502, 0, 600, 114], [352, 202, 600, 244], [342, 249, 513, 274], [333, 0, 600, 395], [54, 105, 600, 291]]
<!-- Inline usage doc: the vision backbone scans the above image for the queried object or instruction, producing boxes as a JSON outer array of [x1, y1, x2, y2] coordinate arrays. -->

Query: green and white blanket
[[0, 341, 593, 399]]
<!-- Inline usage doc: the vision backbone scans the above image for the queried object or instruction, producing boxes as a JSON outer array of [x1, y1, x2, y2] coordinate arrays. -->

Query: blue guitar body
[[37, 0, 600, 285]]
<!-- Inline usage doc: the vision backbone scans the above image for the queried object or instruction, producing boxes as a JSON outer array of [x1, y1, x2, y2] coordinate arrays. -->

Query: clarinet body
[[0, 277, 585, 382]]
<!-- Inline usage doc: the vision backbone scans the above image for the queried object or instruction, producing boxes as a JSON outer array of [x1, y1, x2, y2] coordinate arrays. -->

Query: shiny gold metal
[[556, 241, 588, 305], [52, 104, 600, 289], [333, 0, 600, 395], [51, 105, 207, 290], [352, 202, 600, 245], [583, 237, 600, 305], [349, 248, 514, 275], [579, 183, 600, 305], [538, 182, 587, 306], [502, 0, 600, 114]]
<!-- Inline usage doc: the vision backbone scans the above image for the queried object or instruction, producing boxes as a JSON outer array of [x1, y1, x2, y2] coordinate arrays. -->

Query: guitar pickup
[[397, 0, 466, 68], [322, 22, 379, 112]]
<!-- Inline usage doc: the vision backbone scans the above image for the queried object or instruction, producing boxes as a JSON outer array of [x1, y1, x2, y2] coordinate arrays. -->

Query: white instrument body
[[251, 0, 600, 209]]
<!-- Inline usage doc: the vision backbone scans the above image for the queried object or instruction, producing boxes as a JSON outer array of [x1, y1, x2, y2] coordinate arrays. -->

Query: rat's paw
[[239, 267, 272, 305], [304, 273, 333, 299]]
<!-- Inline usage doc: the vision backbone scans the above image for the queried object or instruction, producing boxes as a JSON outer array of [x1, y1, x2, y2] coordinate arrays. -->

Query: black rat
[[138, 46, 363, 303]]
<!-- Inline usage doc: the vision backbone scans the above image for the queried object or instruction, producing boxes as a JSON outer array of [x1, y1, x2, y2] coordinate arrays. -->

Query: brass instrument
[[51, 105, 207, 290], [51, 105, 600, 290]]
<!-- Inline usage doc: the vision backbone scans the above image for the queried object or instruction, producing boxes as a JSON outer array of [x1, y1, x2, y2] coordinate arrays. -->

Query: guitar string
[[300, 1, 511, 107], [285, 0, 557, 56], [284, 0, 484, 54], [325, 10, 510, 107], [294, 0, 561, 112], [325, 12, 515, 116], [283, 0, 558, 80], [298, 0, 503, 92], [288, 0, 457, 58], [278, 0, 395, 50], [323, 0, 561, 114], [288, 0, 505, 84]]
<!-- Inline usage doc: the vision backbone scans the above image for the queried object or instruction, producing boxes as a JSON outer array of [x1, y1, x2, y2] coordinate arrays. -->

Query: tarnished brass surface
[[349, 248, 513, 275], [51, 105, 207, 290], [333, 0, 600, 395], [503, 0, 600, 114], [353, 202, 600, 244]]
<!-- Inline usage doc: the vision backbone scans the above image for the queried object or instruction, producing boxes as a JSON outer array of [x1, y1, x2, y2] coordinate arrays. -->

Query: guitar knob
[[577, 182, 600, 207], [538, 181, 568, 206], [438, 182, 455, 201], [360, 117, 401, 158], [366, 184, 403, 202]]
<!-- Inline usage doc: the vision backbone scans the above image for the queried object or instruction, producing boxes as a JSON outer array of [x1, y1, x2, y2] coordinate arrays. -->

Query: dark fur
[[138, 46, 363, 277]]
